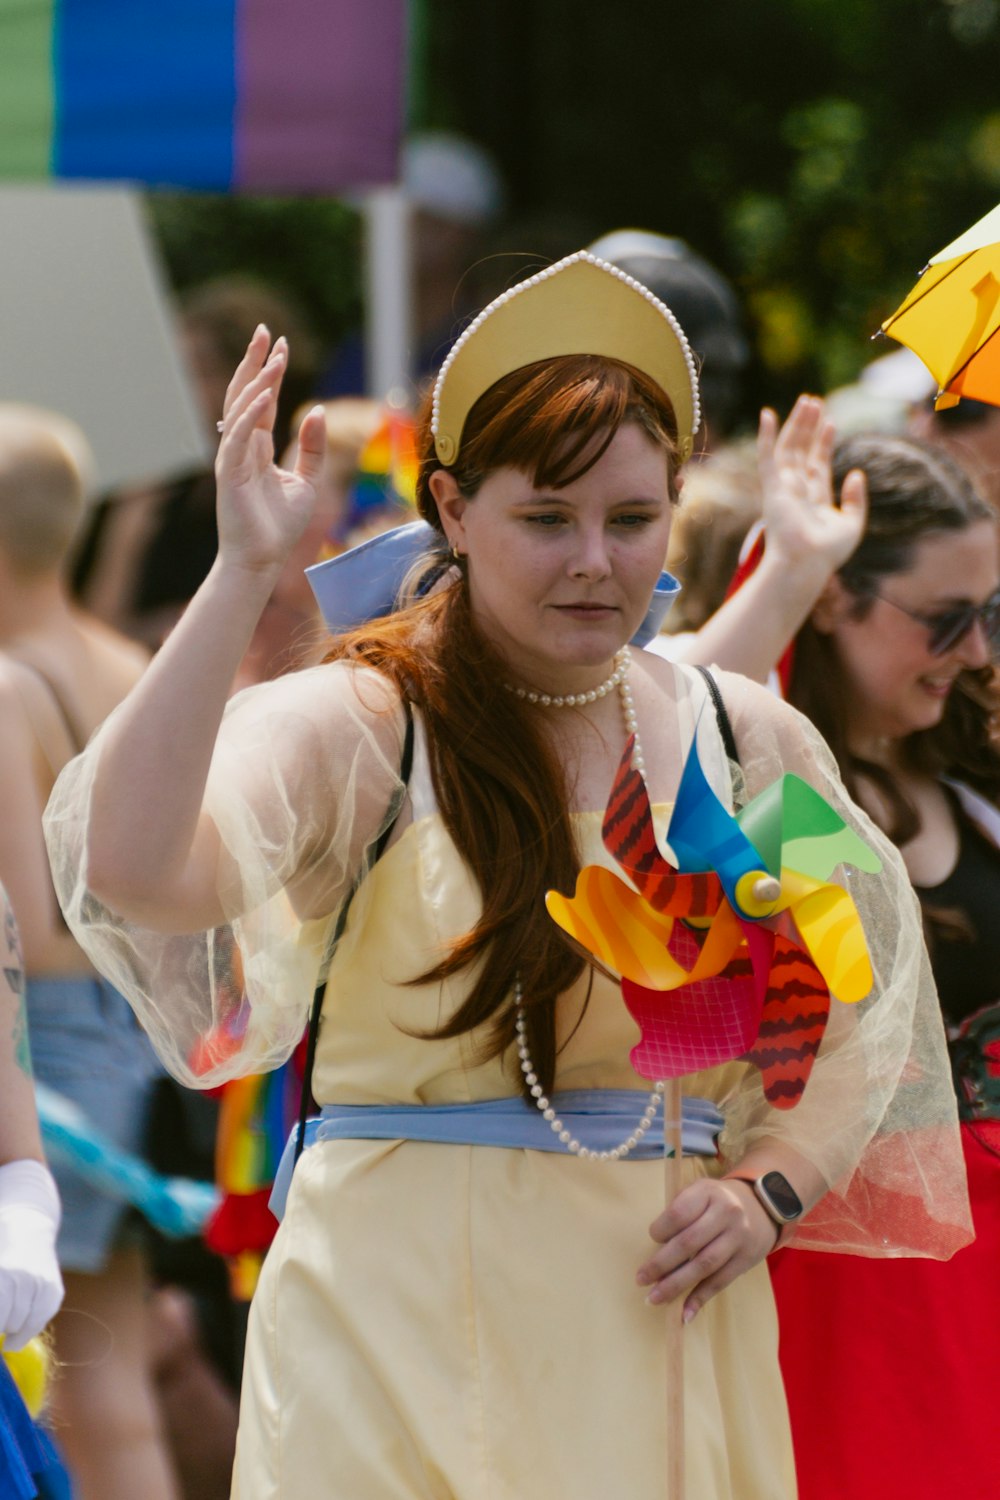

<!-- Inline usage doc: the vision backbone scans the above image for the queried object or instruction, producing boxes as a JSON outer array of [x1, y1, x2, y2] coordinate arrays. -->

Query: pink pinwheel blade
[[622, 923, 772, 1080]]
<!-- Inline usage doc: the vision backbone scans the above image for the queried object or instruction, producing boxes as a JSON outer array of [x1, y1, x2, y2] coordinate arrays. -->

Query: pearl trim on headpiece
[[430, 250, 702, 462]]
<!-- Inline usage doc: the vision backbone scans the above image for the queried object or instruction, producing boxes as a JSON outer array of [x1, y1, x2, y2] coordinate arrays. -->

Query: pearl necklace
[[502, 647, 629, 709], [514, 646, 664, 1158]]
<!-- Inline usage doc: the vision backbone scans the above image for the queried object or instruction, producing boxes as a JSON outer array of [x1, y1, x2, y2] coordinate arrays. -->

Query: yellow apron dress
[[231, 717, 795, 1500]]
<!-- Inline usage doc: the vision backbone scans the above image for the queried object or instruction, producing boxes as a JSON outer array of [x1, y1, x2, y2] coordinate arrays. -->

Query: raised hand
[[757, 395, 868, 581], [214, 326, 327, 577]]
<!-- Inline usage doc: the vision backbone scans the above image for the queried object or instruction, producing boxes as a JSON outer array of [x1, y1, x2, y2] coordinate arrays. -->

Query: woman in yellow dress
[[44, 256, 969, 1498]]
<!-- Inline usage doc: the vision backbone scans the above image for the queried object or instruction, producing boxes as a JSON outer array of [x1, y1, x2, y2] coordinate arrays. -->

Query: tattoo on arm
[[3, 891, 32, 1077]]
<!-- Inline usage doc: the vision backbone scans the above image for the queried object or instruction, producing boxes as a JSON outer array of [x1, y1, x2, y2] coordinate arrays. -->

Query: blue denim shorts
[[28, 975, 163, 1274]]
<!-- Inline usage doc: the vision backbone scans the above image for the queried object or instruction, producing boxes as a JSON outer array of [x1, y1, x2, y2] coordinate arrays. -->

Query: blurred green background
[[148, 0, 1000, 422]]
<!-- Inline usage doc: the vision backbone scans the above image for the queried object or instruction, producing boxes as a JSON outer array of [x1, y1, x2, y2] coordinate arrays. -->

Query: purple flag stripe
[[236, 0, 405, 192]]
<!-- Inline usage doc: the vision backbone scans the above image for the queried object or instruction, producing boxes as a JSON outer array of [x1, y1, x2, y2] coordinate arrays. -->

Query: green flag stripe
[[0, 0, 56, 177]]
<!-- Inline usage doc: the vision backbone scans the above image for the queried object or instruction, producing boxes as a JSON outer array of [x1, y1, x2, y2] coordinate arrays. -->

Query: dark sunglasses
[[872, 587, 1000, 656]]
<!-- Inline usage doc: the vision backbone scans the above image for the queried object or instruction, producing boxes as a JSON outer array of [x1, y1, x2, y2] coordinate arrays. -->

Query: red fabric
[[204, 1188, 278, 1257], [724, 530, 795, 695], [770, 1121, 1000, 1499]]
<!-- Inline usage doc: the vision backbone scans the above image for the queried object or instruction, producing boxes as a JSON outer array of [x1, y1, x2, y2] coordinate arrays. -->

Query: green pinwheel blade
[[734, 777, 788, 877], [737, 774, 882, 881], [783, 825, 882, 880]]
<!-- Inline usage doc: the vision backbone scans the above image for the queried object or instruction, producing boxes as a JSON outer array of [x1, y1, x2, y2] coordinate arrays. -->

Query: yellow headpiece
[[431, 251, 701, 466]]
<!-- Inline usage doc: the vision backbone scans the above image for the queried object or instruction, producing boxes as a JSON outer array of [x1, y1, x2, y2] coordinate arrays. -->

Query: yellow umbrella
[[881, 202, 1000, 410]]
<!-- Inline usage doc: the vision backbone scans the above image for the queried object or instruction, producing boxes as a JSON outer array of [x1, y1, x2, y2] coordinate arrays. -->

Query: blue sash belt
[[270, 1090, 724, 1221]]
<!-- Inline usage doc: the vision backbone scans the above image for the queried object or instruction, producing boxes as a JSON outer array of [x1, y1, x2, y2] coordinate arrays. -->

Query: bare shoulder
[[0, 657, 42, 737], [634, 652, 807, 734], [709, 668, 845, 790], [632, 649, 774, 719], [0, 660, 30, 730], [711, 668, 789, 729], [0, 663, 36, 771], [73, 611, 150, 684], [630, 643, 688, 701]]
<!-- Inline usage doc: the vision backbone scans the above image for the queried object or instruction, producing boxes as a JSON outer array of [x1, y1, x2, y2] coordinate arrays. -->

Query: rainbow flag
[[341, 406, 418, 531], [0, 0, 405, 191]]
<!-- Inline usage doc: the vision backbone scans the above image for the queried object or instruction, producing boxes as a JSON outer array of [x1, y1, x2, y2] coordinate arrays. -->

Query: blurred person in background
[[911, 394, 1000, 515], [0, 404, 179, 1498], [650, 397, 868, 682], [73, 275, 321, 651], [319, 130, 506, 398], [843, 344, 1000, 512], [589, 229, 751, 454], [765, 431, 1000, 1500], [656, 435, 762, 637], [0, 878, 68, 1499]]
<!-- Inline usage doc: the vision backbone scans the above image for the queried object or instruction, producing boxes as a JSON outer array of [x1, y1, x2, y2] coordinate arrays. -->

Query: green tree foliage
[[146, 194, 363, 360], [144, 0, 1000, 416], [435, 0, 1000, 415]]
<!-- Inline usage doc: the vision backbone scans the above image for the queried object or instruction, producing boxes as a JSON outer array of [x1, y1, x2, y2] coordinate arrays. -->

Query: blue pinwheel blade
[[667, 731, 762, 905]]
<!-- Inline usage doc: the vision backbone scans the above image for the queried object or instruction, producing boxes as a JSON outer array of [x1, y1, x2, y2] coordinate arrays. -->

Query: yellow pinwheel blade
[[546, 866, 687, 989], [789, 882, 873, 1004]]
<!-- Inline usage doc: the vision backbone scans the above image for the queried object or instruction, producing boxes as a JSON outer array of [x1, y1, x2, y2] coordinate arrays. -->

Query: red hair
[[328, 354, 681, 1095], [417, 354, 681, 522]]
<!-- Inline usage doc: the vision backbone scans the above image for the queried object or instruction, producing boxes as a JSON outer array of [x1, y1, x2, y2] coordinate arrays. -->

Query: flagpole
[[664, 1075, 685, 1500], [363, 186, 412, 403]]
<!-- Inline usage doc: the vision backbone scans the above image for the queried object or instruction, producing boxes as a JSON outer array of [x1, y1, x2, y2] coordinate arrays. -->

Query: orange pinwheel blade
[[545, 867, 686, 989]]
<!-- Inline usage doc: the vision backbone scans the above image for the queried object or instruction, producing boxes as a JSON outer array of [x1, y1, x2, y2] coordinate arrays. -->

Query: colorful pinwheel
[[546, 732, 881, 1107]]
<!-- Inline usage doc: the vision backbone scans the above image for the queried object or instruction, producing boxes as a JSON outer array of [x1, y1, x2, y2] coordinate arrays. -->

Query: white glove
[[0, 1159, 64, 1350]]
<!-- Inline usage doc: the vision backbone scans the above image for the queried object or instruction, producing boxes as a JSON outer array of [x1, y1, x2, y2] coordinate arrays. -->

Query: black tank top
[[912, 802, 1000, 1025]]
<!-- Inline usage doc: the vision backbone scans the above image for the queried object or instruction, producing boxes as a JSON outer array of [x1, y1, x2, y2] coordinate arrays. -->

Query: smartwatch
[[726, 1170, 804, 1227]]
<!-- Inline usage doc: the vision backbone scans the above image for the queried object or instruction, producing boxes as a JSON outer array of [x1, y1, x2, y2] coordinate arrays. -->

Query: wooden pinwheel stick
[[664, 1074, 685, 1500]]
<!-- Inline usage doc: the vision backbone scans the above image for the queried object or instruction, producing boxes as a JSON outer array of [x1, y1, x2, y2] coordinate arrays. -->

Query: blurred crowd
[[3, 129, 1000, 1500]]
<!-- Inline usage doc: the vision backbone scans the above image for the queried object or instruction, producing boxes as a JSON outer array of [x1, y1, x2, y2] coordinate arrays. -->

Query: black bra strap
[[693, 664, 740, 765], [294, 701, 415, 1162]]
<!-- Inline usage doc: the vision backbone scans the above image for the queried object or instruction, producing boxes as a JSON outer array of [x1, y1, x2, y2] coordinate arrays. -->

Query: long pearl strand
[[514, 646, 667, 1159]]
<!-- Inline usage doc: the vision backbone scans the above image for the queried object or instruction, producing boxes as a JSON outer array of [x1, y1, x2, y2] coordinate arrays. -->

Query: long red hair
[[327, 355, 681, 1094]]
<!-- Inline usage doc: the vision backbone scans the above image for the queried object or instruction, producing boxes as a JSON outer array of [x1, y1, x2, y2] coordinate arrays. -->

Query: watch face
[[760, 1171, 803, 1221]]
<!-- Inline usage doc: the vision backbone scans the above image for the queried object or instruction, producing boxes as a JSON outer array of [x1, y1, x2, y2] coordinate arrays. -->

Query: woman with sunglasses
[[767, 430, 1000, 1500], [41, 259, 969, 1499]]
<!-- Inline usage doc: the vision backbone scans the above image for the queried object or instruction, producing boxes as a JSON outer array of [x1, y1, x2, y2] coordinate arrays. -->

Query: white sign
[[0, 184, 209, 494]]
